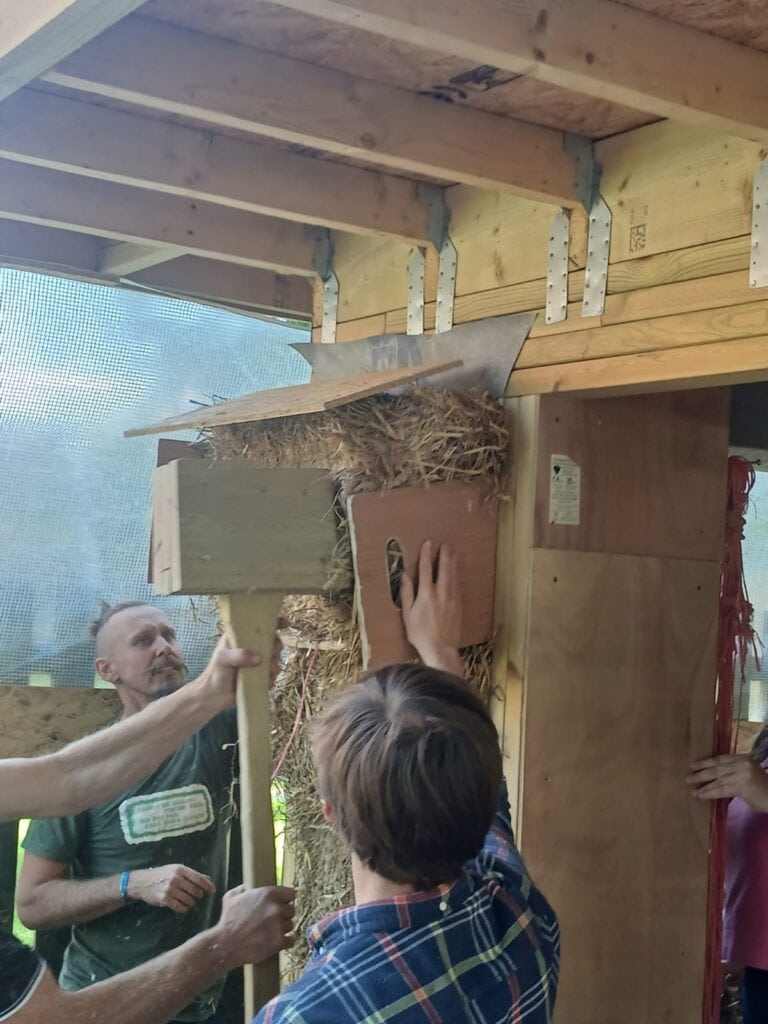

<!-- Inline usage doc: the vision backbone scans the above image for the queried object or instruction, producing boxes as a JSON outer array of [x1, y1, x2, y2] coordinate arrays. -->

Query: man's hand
[[401, 541, 464, 676], [192, 635, 262, 711], [687, 754, 768, 812], [128, 864, 216, 913], [213, 884, 296, 970]]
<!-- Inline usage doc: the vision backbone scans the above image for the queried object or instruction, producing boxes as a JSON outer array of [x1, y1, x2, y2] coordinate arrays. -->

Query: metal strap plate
[[407, 247, 426, 335], [435, 235, 458, 334], [582, 194, 612, 317], [546, 209, 570, 324], [320, 271, 339, 344], [751, 157, 768, 288]]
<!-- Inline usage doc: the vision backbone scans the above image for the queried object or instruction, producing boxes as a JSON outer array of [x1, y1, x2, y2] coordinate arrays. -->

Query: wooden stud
[[269, 0, 768, 142], [0, 159, 323, 276], [43, 16, 578, 206], [506, 334, 768, 397], [219, 591, 284, 1017], [0, 0, 145, 102], [0, 89, 437, 246]]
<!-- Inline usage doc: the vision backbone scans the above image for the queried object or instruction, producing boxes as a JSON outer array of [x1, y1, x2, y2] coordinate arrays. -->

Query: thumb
[[216, 647, 261, 669], [400, 571, 415, 613]]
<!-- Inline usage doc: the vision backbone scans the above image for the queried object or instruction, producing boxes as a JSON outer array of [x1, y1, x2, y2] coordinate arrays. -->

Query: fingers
[[418, 540, 435, 590], [690, 755, 745, 771], [215, 646, 261, 669], [436, 544, 458, 601], [400, 571, 414, 612]]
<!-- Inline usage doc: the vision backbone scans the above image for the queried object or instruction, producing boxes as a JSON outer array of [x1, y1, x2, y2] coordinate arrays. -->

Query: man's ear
[[321, 799, 335, 824], [95, 658, 118, 684]]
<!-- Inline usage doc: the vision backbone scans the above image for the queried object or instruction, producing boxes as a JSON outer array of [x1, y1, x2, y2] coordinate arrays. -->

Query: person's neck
[[117, 688, 151, 718], [351, 854, 416, 905]]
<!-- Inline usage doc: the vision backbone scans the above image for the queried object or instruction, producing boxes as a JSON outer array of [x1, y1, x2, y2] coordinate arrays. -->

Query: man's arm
[[687, 754, 768, 811], [0, 639, 259, 822], [12, 884, 295, 1024], [17, 854, 216, 930]]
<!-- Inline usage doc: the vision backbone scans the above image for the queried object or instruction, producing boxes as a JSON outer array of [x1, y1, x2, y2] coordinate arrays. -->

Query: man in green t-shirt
[[17, 602, 245, 1024]]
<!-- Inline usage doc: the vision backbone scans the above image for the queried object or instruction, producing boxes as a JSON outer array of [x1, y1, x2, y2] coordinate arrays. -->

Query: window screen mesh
[[0, 268, 310, 687]]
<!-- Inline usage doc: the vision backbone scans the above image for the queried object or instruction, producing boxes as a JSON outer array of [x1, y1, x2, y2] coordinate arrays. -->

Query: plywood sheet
[[126, 360, 460, 437], [522, 548, 717, 1024], [0, 685, 121, 758], [348, 480, 497, 667], [533, 389, 729, 561], [152, 461, 341, 595]]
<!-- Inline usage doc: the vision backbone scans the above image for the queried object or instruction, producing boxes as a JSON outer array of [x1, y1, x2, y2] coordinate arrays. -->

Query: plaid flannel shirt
[[256, 784, 559, 1024]]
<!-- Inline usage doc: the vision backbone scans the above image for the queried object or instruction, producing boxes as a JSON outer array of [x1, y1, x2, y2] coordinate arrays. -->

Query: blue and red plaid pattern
[[256, 785, 560, 1024]]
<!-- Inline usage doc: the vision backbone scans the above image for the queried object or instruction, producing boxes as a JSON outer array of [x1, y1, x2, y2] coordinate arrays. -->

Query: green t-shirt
[[23, 708, 238, 1022]]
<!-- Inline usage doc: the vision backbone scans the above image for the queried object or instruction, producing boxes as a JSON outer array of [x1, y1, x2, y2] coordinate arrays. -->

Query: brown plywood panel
[[348, 480, 498, 668], [0, 685, 121, 758], [522, 548, 716, 1024], [533, 389, 729, 561], [126, 360, 460, 437]]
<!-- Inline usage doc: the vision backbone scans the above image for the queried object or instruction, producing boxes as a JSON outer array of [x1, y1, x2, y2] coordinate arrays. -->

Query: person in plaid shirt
[[256, 541, 560, 1024]]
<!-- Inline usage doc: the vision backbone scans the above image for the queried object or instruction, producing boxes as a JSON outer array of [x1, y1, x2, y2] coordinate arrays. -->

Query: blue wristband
[[119, 871, 132, 904]]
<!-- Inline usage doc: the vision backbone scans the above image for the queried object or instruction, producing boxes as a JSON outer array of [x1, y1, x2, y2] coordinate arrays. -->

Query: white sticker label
[[549, 454, 581, 526], [119, 784, 214, 845]]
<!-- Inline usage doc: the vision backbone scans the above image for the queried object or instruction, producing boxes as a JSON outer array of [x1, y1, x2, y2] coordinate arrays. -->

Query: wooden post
[[219, 591, 285, 1019]]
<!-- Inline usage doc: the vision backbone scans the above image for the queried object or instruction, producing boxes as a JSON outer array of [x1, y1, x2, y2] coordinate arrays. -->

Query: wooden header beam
[[0, 89, 437, 246], [0, 0, 145, 102], [42, 16, 579, 207], [269, 0, 768, 142], [0, 159, 323, 276]]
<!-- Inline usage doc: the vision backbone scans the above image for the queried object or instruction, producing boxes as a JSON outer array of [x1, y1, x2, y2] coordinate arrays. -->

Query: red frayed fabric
[[704, 456, 759, 1024]]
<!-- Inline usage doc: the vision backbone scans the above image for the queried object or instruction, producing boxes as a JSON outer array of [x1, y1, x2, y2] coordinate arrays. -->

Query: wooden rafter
[[0, 0, 146, 102], [130, 257, 313, 318], [41, 16, 579, 207], [266, 0, 768, 141], [0, 89, 438, 246], [0, 159, 323, 276], [0, 217, 99, 273]]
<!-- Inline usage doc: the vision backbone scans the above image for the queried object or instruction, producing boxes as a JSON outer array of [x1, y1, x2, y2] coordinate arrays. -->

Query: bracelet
[[119, 870, 132, 905]]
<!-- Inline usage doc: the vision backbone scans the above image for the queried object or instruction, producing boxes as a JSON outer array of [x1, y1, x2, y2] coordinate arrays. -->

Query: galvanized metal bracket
[[407, 247, 426, 335], [417, 184, 451, 251], [312, 229, 339, 344], [565, 134, 612, 318], [751, 157, 768, 288], [583, 193, 611, 317], [546, 208, 570, 324], [435, 234, 458, 334], [320, 271, 339, 345]]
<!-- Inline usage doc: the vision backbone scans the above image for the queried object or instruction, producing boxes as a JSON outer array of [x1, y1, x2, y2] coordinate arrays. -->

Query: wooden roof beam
[[0, 88, 439, 246], [98, 242, 182, 276], [130, 257, 314, 318], [268, 0, 768, 142], [41, 15, 579, 207], [0, 0, 146, 102], [0, 159, 324, 276], [0, 217, 99, 272]]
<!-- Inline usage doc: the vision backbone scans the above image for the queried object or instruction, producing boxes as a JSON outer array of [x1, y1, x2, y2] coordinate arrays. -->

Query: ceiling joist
[[0, 0, 146, 102], [0, 88, 439, 246], [266, 0, 768, 142], [0, 219, 313, 318], [0, 159, 325, 276], [40, 15, 579, 207]]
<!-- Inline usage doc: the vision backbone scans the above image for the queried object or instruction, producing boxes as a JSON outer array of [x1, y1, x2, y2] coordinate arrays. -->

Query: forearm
[[1, 681, 217, 822], [25, 928, 231, 1024], [417, 643, 465, 678], [18, 875, 124, 930]]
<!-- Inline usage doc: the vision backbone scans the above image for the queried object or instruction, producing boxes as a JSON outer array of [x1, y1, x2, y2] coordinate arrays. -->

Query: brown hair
[[312, 663, 502, 889]]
